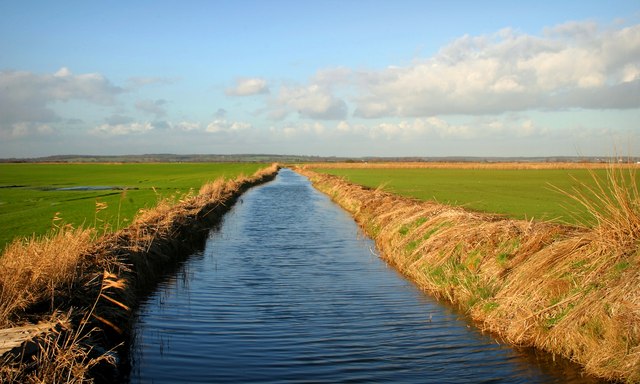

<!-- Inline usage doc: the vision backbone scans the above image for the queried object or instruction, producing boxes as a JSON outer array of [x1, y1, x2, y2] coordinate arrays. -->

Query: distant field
[[310, 163, 639, 225], [0, 163, 266, 249]]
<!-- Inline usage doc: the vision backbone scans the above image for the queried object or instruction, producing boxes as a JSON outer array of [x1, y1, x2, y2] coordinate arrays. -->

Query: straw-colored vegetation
[[0, 164, 280, 383], [298, 165, 640, 383]]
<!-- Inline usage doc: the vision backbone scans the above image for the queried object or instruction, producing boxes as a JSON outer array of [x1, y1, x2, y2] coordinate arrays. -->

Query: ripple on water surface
[[128, 169, 600, 383]]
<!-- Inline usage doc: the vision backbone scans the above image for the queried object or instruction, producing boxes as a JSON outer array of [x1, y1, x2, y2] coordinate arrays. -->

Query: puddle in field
[[127, 168, 601, 383], [55, 186, 125, 191]]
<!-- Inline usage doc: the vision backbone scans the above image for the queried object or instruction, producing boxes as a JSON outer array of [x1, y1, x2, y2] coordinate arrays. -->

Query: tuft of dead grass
[[0, 226, 95, 327], [556, 165, 640, 246], [297, 165, 640, 383]]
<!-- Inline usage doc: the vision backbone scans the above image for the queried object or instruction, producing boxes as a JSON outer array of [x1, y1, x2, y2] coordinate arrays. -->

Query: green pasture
[[315, 168, 639, 226], [0, 163, 266, 250]]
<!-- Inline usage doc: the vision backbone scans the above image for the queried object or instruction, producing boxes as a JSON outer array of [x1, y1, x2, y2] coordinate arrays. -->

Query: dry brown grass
[[559, 165, 640, 244], [0, 226, 96, 327], [302, 161, 639, 170], [1, 278, 123, 383], [297, 165, 640, 383], [0, 163, 280, 383]]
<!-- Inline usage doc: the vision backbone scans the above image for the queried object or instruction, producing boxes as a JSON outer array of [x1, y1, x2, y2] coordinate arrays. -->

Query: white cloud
[[311, 67, 353, 86], [175, 121, 201, 131], [269, 122, 327, 138], [243, 21, 638, 123], [622, 64, 640, 82], [271, 84, 347, 120], [205, 119, 252, 133], [295, 116, 550, 142], [0, 68, 123, 136], [91, 122, 154, 136], [349, 22, 640, 117], [225, 77, 269, 96]]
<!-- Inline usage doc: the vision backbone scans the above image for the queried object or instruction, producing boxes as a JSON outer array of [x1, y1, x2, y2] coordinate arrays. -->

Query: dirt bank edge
[[297, 167, 639, 383], [1, 164, 280, 382]]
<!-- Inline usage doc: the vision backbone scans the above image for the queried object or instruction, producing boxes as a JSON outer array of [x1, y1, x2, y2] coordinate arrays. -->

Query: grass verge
[[0, 164, 280, 382], [297, 165, 640, 383]]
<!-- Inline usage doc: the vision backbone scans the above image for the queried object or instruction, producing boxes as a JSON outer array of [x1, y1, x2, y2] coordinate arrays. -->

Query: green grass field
[[0, 163, 266, 249], [315, 167, 638, 225]]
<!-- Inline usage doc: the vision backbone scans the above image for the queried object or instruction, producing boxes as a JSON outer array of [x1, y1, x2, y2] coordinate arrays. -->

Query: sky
[[1, 0, 639, 158]]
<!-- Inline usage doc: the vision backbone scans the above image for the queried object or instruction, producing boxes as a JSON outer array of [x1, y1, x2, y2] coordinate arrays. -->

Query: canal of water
[[127, 168, 598, 383]]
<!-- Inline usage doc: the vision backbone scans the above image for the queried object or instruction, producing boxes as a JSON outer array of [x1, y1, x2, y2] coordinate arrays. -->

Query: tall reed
[[0, 226, 95, 327]]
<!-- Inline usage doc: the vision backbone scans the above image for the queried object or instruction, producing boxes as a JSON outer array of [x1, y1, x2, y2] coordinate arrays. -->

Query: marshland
[[1, 160, 638, 382]]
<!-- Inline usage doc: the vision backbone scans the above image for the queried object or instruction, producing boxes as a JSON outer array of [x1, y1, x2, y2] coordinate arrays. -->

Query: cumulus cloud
[[135, 99, 167, 117], [272, 116, 548, 142], [205, 119, 252, 133], [271, 84, 348, 120], [91, 122, 154, 136], [368, 117, 549, 140], [268, 122, 327, 139], [225, 77, 270, 96], [175, 121, 202, 132], [349, 22, 640, 117], [0, 67, 123, 136], [245, 21, 637, 123]]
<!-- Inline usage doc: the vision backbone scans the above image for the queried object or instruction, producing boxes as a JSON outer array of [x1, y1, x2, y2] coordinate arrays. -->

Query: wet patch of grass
[[0, 163, 266, 249]]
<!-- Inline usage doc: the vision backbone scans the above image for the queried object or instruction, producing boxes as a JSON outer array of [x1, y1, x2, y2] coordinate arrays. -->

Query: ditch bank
[[0, 164, 280, 383], [297, 168, 640, 383]]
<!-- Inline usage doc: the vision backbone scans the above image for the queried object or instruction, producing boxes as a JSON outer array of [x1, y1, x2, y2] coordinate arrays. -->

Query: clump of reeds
[[298, 164, 640, 383], [561, 164, 640, 245], [0, 225, 95, 327]]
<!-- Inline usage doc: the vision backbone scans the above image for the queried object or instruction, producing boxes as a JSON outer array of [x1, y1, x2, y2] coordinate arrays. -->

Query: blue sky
[[1, 1, 639, 158]]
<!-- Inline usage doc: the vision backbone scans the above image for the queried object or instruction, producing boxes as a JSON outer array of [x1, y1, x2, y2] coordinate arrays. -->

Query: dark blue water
[[127, 169, 597, 383]]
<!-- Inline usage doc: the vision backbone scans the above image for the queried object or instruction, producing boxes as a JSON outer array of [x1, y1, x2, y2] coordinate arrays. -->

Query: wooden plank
[[0, 322, 56, 356]]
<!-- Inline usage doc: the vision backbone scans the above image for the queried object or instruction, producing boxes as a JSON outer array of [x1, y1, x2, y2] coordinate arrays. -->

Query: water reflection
[[128, 169, 599, 383]]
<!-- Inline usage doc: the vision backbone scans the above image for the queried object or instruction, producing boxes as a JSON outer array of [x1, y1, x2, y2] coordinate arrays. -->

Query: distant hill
[[1, 154, 637, 164]]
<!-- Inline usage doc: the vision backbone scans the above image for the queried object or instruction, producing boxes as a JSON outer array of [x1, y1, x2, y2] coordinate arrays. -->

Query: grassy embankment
[[299, 163, 640, 383], [0, 163, 266, 249], [0, 163, 280, 383]]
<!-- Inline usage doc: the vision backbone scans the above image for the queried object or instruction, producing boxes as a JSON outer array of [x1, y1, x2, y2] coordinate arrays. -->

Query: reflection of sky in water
[[128, 169, 601, 384]]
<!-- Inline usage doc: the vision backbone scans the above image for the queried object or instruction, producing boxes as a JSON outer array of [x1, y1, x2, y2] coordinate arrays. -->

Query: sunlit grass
[[313, 167, 640, 225], [0, 163, 266, 249]]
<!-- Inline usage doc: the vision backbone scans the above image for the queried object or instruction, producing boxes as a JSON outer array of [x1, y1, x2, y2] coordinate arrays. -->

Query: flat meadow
[[308, 162, 640, 226], [0, 163, 266, 250]]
